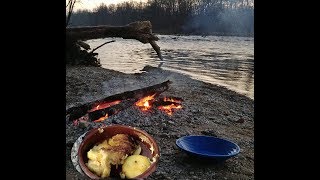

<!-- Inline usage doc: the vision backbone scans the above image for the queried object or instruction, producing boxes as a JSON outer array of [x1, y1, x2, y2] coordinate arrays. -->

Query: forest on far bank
[[69, 0, 254, 37]]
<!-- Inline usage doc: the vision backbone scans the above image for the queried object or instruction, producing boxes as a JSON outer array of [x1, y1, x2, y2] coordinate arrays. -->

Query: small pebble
[[235, 118, 245, 123], [168, 120, 175, 124]]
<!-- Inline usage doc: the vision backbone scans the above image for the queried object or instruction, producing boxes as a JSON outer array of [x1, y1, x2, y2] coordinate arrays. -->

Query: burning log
[[66, 80, 172, 122], [88, 99, 137, 122], [87, 95, 183, 122]]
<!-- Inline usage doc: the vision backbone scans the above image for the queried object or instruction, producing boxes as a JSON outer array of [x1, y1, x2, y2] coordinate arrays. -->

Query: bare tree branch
[[66, 0, 76, 27], [89, 40, 116, 54], [66, 0, 71, 8]]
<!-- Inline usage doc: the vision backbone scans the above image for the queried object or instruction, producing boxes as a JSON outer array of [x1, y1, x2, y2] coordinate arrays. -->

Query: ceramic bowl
[[78, 125, 160, 179]]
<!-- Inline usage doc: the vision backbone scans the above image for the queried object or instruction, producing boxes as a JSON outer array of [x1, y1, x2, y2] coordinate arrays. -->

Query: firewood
[[66, 80, 172, 121], [88, 99, 137, 122]]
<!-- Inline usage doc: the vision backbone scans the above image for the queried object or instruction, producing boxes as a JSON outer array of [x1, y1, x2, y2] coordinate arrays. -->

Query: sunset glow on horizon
[[69, 0, 147, 11]]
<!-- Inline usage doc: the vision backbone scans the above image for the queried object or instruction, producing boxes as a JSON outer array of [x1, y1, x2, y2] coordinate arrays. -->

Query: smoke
[[182, 8, 254, 36], [218, 8, 254, 36]]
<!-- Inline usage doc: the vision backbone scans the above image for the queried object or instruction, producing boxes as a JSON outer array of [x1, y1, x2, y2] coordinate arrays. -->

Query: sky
[[69, 0, 147, 11]]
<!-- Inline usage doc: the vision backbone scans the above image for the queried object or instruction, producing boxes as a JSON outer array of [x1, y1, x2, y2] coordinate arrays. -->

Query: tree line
[[69, 0, 254, 37]]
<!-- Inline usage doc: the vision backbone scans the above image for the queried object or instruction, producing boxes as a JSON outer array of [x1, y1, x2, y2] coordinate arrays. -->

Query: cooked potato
[[133, 145, 141, 155], [94, 140, 110, 150], [86, 134, 138, 178], [87, 159, 103, 176], [121, 155, 151, 179], [86, 149, 111, 178]]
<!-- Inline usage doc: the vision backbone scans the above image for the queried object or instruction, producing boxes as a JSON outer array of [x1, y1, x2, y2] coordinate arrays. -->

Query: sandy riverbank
[[66, 65, 254, 179]]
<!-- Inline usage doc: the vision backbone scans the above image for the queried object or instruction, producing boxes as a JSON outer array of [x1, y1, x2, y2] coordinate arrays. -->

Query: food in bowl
[[85, 133, 152, 178], [120, 155, 151, 179], [78, 125, 160, 179]]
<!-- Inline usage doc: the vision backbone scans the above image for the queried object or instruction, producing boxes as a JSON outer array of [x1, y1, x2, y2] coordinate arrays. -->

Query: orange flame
[[158, 104, 182, 115], [89, 100, 121, 112], [163, 97, 182, 103], [158, 97, 182, 115], [88, 100, 120, 122], [93, 113, 109, 122], [135, 94, 156, 111]]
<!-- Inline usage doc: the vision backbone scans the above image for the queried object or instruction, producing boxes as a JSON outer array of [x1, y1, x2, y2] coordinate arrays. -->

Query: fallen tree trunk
[[67, 21, 159, 44], [66, 80, 172, 121], [66, 21, 164, 65]]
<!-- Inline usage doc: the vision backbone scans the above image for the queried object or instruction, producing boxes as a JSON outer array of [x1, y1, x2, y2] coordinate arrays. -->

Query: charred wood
[[66, 80, 172, 121]]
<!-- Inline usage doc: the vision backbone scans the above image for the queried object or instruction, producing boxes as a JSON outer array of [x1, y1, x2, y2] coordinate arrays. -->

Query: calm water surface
[[86, 35, 254, 99]]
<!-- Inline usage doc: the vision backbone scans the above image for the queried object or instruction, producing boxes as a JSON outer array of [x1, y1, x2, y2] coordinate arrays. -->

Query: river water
[[85, 35, 254, 100]]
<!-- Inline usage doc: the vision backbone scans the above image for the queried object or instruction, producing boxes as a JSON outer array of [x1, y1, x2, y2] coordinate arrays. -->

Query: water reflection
[[86, 35, 254, 99]]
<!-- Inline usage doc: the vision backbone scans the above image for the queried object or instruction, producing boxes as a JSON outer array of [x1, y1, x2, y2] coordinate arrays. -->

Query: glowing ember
[[93, 113, 108, 122], [88, 100, 121, 112], [158, 104, 182, 115], [73, 120, 79, 126], [135, 94, 156, 111], [163, 97, 182, 103], [144, 101, 150, 107], [158, 97, 183, 115]]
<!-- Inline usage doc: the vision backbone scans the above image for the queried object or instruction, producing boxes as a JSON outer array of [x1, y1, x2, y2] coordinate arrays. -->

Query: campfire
[[67, 80, 183, 125], [135, 94, 156, 111], [135, 94, 182, 115], [157, 97, 182, 115]]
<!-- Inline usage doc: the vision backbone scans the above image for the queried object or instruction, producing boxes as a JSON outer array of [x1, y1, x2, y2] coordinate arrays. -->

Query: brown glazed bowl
[[78, 124, 160, 179]]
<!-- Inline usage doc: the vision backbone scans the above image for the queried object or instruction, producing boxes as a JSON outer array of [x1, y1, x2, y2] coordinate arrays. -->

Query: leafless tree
[[66, 0, 77, 27]]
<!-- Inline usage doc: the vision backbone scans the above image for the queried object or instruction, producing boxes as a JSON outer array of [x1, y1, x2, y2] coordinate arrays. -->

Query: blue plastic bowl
[[176, 135, 240, 161]]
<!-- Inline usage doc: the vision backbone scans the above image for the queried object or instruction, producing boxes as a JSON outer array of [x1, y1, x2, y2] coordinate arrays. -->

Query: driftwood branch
[[66, 80, 172, 121], [150, 40, 163, 61], [89, 40, 115, 54], [76, 40, 91, 50]]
